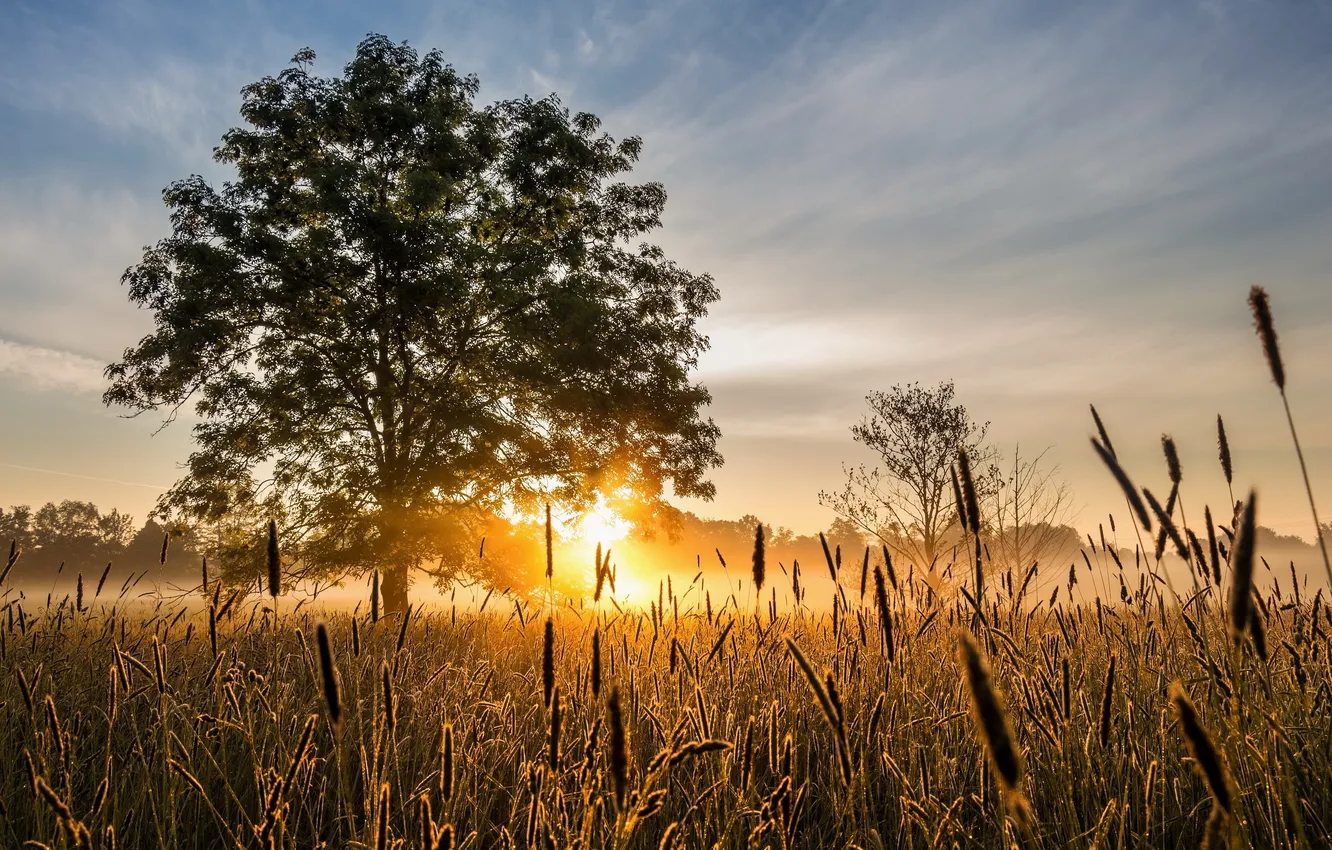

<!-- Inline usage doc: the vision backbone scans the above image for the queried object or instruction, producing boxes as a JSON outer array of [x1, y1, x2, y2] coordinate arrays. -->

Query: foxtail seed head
[[1249, 285, 1285, 390]]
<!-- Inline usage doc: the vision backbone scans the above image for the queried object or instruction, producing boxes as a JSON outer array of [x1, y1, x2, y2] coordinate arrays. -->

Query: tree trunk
[[381, 563, 410, 614]]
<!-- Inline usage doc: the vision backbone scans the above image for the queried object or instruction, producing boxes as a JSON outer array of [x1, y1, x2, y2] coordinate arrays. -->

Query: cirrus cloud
[[0, 338, 106, 394]]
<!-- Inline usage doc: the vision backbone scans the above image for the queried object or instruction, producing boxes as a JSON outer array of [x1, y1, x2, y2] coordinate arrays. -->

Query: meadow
[[1, 287, 1329, 849], [2, 528, 1329, 849]]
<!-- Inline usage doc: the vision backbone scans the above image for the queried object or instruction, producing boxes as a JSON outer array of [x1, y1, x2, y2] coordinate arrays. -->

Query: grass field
[[2, 548, 1329, 849]]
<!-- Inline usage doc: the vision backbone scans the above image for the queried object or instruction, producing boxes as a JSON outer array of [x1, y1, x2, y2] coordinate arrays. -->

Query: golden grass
[[2, 560, 1329, 848]]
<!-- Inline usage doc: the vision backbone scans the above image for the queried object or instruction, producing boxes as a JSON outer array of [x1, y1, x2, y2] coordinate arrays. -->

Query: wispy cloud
[[615, 0, 1332, 320], [0, 338, 106, 394], [0, 178, 159, 358], [0, 462, 167, 491], [0, 2, 293, 164]]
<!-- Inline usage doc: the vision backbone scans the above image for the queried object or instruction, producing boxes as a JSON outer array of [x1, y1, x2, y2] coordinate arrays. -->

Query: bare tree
[[987, 445, 1079, 582], [820, 381, 999, 570]]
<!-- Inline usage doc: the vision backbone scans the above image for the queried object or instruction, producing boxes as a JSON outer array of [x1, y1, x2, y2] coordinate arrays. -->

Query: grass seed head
[[608, 687, 629, 811], [1249, 285, 1285, 390], [958, 450, 982, 535], [752, 523, 765, 593], [441, 722, 455, 802], [1169, 681, 1232, 813], [1091, 437, 1152, 532], [543, 617, 555, 708], [1228, 492, 1258, 641], [266, 520, 280, 598], [315, 623, 342, 728], [1216, 415, 1233, 485], [1162, 435, 1182, 485], [956, 631, 1022, 790], [1099, 654, 1116, 747]]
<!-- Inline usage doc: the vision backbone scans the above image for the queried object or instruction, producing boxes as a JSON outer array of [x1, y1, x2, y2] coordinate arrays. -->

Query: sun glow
[[577, 501, 632, 545]]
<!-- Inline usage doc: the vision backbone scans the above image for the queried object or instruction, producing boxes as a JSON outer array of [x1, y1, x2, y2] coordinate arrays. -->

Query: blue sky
[[2, 0, 1332, 542]]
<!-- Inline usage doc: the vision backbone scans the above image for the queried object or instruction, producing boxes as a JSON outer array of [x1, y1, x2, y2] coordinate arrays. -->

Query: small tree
[[105, 36, 721, 610], [987, 445, 1078, 580], [820, 381, 998, 570]]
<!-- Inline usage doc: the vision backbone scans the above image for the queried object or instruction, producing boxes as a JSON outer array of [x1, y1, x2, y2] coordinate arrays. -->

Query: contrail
[[0, 462, 168, 490]]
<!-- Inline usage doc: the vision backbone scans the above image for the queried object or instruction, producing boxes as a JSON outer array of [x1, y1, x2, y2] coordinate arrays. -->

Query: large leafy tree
[[105, 36, 721, 609]]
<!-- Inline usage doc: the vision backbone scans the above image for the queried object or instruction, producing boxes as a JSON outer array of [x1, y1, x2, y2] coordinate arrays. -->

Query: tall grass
[[4, 545, 1327, 847]]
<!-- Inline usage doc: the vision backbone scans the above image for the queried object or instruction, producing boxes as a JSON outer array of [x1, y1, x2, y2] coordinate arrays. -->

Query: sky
[[2, 0, 1332, 549]]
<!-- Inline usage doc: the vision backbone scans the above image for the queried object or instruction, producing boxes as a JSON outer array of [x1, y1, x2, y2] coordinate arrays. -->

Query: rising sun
[[577, 501, 632, 545]]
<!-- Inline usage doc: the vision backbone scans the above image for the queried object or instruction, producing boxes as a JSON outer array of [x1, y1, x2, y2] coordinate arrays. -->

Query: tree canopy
[[104, 35, 721, 608]]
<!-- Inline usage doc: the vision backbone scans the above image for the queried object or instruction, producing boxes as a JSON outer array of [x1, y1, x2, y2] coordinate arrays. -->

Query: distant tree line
[[0, 496, 860, 601], [0, 501, 201, 585]]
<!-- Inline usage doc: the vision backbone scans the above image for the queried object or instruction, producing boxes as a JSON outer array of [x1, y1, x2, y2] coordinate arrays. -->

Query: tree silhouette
[[986, 445, 1078, 577], [30, 500, 133, 573], [0, 502, 198, 586], [820, 381, 998, 572], [105, 35, 721, 610]]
